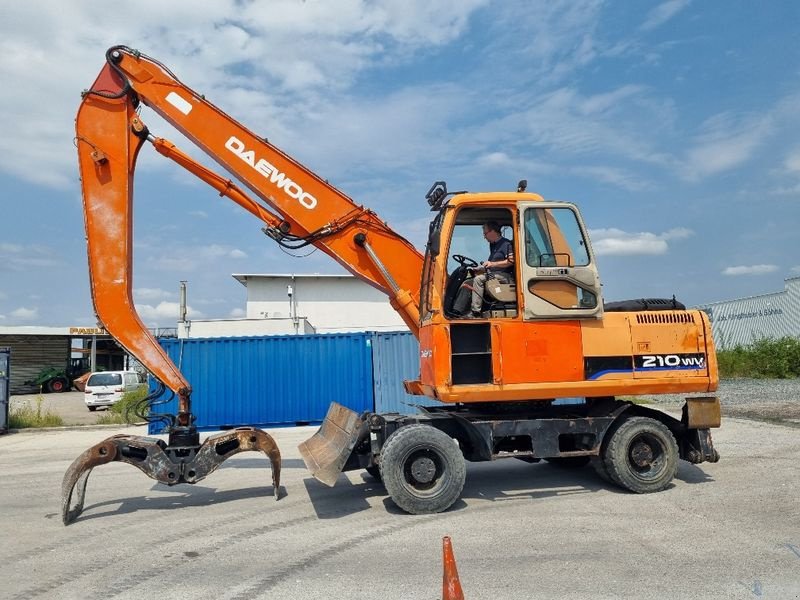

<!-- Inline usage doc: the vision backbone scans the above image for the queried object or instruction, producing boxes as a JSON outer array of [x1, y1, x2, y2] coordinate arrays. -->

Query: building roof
[[695, 275, 799, 307], [232, 273, 357, 287], [0, 326, 107, 336]]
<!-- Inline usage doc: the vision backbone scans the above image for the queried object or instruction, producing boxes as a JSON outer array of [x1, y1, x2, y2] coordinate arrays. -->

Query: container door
[[517, 202, 603, 320]]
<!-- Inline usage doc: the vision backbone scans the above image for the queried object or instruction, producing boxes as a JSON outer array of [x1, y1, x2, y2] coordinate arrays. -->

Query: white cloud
[[640, 0, 691, 32], [11, 306, 38, 320], [190, 210, 209, 219], [135, 301, 204, 324], [570, 166, 650, 191], [791, 266, 800, 274], [589, 227, 693, 256], [0, 291, 7, 300], [0, 1, 486, 189], [0, 314, 5, 320], [722, 265, 779, 276], [0, 243, 60, 271], [229, 308, 246, 318], [770, 184, 800, 196], [148, 244, 249, 272], [134, 288, 174, 301], [682, 112, 774, 181], [478, 85, 675, 174], [783, 150, 800, 174]]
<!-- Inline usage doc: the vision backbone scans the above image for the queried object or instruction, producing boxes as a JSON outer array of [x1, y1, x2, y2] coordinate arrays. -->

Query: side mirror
[[428, 229, 441, 257]]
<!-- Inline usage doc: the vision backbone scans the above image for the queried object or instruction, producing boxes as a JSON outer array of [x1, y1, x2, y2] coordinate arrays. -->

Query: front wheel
[[47, 377, 69, 393], [380, 424, 466, 515], [603, 417, 678, 493]]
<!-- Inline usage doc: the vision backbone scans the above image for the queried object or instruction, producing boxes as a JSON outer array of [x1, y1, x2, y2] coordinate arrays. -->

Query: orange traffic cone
[[442, 536, 465, 600]]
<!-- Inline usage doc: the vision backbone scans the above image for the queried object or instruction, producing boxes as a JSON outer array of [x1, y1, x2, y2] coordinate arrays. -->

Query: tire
[[603, 417, 678, 494], [88, 406, 98, 412], [593, 418, 623, 485], [545, 456, 591, 469], [365, 465, 382, 482], [380, 424, 466, 515], [46, 377, 69, 393], [591, 457, 614, 484]]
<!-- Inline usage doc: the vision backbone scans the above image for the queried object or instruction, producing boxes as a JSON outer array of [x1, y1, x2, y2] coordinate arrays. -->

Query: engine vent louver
[[636, 312, 696, 325]]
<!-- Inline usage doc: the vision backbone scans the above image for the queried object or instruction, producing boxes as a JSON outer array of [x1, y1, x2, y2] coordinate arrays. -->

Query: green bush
[[9, 395, 64, 428], [96, 386, 149, 425], [717, 336, 800, 379]]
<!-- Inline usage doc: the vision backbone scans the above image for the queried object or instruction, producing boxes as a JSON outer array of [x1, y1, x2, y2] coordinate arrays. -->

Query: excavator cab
[[422, 192, 604, 325]]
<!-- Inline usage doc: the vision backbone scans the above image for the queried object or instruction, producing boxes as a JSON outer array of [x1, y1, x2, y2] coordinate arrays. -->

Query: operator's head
[[482, 221, 502, 242]]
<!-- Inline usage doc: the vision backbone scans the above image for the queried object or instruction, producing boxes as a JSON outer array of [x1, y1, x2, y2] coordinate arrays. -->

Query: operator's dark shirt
[[487, 237, 514, 273]]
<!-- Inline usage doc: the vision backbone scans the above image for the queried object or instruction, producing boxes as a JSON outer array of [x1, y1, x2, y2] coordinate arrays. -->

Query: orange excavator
[[63, 46, 720, 524]]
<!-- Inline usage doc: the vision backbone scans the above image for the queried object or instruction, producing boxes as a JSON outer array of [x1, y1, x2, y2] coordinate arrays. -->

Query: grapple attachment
[[62, 427, 281, 525], [298, 402, 364, 486]]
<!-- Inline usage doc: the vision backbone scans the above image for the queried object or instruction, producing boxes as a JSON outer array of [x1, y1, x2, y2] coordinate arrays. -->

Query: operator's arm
[[483, 253, 514, 270]]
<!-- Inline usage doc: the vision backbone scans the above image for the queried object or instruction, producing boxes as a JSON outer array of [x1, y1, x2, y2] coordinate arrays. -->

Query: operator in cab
[[455, 221, 515, 318]]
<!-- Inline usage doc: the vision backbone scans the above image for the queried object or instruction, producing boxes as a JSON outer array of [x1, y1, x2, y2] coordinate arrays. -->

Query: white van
[[84, 371, 146, 411]]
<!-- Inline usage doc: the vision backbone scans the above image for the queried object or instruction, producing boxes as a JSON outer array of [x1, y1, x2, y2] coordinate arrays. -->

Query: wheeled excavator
[[63, 46, 721, 524]]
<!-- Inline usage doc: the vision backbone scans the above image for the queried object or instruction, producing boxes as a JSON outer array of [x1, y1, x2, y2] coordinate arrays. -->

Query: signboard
[[69, 327, 107, 335]]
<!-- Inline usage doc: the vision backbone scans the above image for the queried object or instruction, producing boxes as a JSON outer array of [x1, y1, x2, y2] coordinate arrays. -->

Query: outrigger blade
[[61, 427, 281, 525], [298, 402, 365, 486]]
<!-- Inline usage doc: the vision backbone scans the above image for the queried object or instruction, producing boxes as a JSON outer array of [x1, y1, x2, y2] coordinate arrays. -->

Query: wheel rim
[[627, 432, 667, 480], [52, 380, 64, 392], [400, 446, 449, 498]]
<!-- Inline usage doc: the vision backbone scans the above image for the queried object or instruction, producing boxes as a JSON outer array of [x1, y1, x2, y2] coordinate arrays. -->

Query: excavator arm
[[65, 45, 422, 524]]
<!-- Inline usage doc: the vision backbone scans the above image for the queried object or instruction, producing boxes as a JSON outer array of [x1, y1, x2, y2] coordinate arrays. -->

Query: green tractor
[[25, 359, 90, 393]]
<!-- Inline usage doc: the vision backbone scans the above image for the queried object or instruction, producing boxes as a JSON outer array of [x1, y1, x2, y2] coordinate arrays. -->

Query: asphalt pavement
[[1, 416, 799, 599]]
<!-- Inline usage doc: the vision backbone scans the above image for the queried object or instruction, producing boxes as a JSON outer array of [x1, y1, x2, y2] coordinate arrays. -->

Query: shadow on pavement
[[72, 484, 279, 523], [303, 460, 615, 520]]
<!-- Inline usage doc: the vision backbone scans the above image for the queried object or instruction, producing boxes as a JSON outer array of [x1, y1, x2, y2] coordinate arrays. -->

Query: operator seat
[[483, 272, 517, 313]]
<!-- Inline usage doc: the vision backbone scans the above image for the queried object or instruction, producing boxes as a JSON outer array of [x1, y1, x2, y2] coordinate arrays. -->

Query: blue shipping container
[[150, 333, 374, 433], [371, 332, 441, 415]]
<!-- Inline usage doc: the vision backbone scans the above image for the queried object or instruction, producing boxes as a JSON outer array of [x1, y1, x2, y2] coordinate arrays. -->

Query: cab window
[[524, 207, 589, 268]]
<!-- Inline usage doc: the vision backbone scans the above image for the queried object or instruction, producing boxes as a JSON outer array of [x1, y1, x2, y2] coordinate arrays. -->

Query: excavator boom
[[66, 45, 426, 524]]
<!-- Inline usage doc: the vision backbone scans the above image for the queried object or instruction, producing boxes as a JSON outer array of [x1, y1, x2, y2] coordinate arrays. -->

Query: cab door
[[517, 202, 603, 320]]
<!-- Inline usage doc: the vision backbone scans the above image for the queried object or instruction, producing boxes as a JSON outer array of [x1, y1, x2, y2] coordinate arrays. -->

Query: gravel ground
[[643, 378, 800, 425]]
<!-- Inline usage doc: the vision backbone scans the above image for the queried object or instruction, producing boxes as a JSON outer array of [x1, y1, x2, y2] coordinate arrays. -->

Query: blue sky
[[1, 1, 799, 327]]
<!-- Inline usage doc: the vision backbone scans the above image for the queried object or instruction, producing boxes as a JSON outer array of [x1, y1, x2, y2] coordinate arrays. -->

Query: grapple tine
[[60, 428, 282, 525], [61, 436, 120, 525], [191, 428, 282, 497]]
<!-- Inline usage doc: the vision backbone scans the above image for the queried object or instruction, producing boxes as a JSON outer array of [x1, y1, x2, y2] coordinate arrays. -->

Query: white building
[[179, 273, 409, 338], [695, 276, 800, 350]]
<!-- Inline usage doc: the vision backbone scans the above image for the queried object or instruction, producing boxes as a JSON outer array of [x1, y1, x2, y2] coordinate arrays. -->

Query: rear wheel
[[603, 417, 678, 493], [380, 424, 466, 515]]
